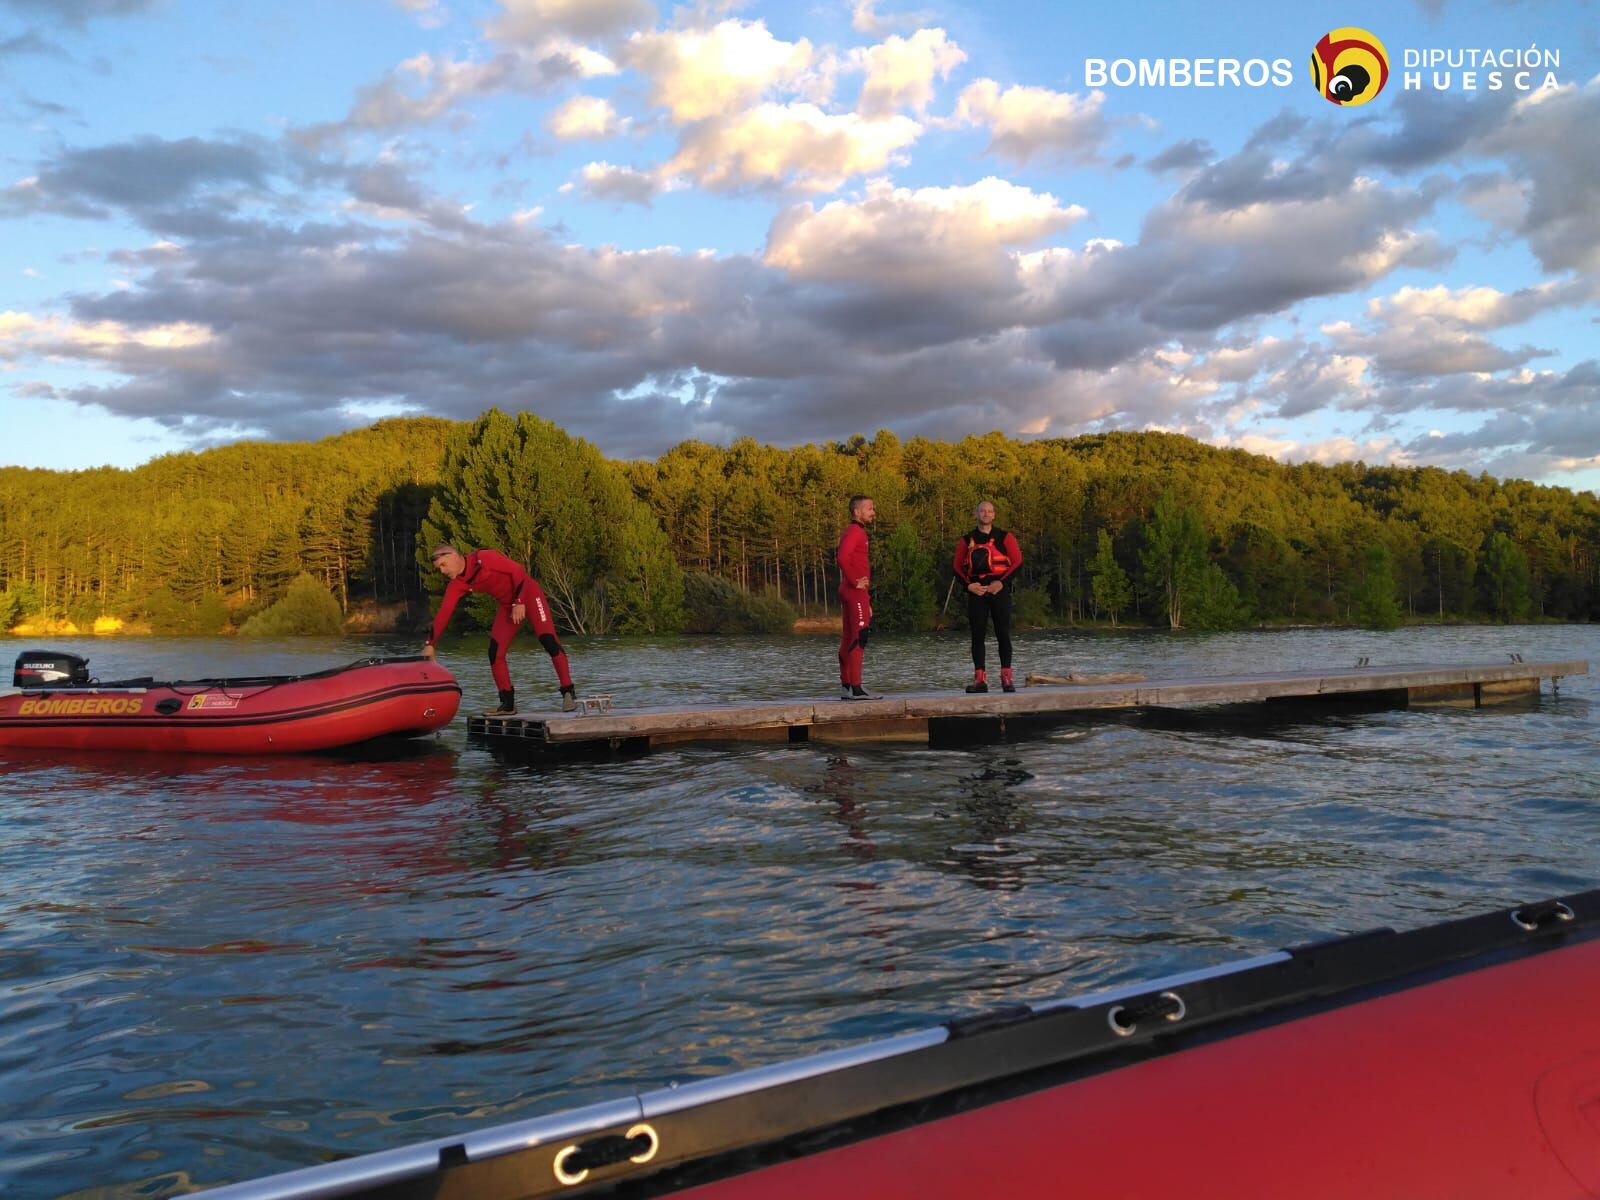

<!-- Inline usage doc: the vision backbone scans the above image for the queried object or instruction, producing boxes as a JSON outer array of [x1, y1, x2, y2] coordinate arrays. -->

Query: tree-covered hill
[[2, 415, 1596, 635]]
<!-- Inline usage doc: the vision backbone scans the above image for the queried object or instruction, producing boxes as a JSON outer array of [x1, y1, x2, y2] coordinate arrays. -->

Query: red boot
[[1000, 667, 1015, 693], [965, 669, 988, 693]]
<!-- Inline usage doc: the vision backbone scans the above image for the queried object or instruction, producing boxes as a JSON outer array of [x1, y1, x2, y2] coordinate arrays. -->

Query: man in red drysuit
[[837, 495, 879, 700], [422, 544, 577, 714]]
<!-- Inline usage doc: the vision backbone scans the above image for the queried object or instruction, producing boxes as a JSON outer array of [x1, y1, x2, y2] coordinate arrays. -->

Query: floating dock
[[467, 659, 1585, 758]]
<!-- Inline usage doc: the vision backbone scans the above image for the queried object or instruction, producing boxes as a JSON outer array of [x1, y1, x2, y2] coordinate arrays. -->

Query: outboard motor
[[13, 650, 90, 689]]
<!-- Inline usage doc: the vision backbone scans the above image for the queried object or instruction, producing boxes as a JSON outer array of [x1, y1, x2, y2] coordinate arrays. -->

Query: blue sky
[[1, 0, 1597, 491]]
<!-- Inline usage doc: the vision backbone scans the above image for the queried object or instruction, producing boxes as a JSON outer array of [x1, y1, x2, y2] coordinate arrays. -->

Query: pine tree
[[1088, 528, 1133, 626], [1480, 532, 1532, 621], [1139, 492, 1207, 630], [1351, 544, 1402, 630], [872, 522, 936, 632]]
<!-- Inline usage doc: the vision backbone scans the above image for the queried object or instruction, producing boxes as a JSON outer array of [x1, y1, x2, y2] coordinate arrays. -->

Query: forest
[[2, 409, 1596, 637]]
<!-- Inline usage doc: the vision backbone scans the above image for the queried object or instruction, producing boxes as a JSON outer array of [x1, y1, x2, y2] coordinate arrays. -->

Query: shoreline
[[6, 616, 1589, 640]]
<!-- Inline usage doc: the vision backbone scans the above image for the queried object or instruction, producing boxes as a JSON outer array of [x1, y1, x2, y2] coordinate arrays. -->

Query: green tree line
[[2, 415, 1597, 636]]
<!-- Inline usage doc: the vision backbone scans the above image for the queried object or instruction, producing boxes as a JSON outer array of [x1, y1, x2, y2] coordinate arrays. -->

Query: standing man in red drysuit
[[837, 495, 879, 700]]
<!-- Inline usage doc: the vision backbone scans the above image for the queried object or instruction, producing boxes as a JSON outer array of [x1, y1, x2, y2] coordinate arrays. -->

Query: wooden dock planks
[[467, 659, 1586, 756]]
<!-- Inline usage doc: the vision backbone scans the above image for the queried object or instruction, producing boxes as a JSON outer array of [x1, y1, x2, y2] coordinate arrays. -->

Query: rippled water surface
[[2, 625, 1597, 1197]]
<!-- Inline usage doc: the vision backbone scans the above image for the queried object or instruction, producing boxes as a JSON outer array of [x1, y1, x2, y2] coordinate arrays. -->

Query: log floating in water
[[1025, 671, 1147, 686]]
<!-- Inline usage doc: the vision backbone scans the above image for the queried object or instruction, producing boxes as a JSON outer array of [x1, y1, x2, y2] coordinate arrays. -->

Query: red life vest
[[964, 528, 1013, 579]]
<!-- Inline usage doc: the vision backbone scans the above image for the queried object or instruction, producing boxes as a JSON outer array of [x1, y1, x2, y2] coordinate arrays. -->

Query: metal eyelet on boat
[[552, 1145, 588, 1186], [1511, 901, 1575, 931], [1106, 991, 1186, 1037], [627, 1123, 659, 1164], [552, 1125, 657, 1186]]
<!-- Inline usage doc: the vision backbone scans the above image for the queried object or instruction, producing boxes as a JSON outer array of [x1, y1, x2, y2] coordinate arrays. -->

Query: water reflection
[[808, 753, 878, 862], [939, 753, 1035, 892], [2, 624, 1596, 1199]]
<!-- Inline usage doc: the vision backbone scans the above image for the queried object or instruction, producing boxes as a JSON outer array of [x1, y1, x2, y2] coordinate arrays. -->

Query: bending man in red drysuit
[[422, 544, 577, 714], [836, 495, 879, 700]]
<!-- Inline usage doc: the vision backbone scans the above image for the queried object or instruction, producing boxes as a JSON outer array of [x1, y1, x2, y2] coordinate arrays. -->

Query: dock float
[[467, 659, 1586, 758]]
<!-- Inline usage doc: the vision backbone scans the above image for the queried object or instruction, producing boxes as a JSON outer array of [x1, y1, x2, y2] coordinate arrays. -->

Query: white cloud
[[766, 176, 1085, 287], [392, 0, 448, 28], [663, 103, 920, 192], [853, 28, 965, 117], [0, 310, 214, 360], [851, 0, 932, 35], [327, 47, 614, 136], [1364, 280, 1592, 329], [548, 94, 625, 139], [488, 0, 655, 44], [1311, 280, 1594, 380], [566, 161, 662, 204], [624, 19, 820, 123], [953, 79, 1113, 165]]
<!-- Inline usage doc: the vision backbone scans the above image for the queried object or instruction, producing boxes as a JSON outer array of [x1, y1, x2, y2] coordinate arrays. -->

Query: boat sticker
[[18, 697, 144, 716], [187, 693, 241, 710]]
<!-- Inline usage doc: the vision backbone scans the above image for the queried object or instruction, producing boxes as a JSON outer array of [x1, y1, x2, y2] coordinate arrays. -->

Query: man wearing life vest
[[836, 495, 879, 700], [422, 544, 577, 714], [953, 501, 1023, 693]]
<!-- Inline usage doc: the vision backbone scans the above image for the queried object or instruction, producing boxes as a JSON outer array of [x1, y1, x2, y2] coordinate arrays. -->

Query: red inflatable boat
[[201, 889, 1600, 1199], [0, 653, 461, 754]]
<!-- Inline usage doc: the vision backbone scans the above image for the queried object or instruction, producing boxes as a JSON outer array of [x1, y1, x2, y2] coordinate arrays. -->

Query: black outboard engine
[[13, 650, 90, 688]]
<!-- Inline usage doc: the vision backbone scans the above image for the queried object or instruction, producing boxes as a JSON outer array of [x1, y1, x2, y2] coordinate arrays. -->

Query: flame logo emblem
[[1310, 27, 1390, 106]]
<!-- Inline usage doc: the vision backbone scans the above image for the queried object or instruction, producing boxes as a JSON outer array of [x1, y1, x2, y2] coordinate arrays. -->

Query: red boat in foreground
[[201, 889, 1600, 1199], [0, 652, 460, 754]]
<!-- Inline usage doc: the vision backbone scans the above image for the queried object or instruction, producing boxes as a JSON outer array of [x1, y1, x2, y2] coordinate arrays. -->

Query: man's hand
[[987, 581, 1003, 595], [421, 644, 435, 660], [511, 602, 526, 624], [967, 582, 984, 595], [855, 577, 869, 590]]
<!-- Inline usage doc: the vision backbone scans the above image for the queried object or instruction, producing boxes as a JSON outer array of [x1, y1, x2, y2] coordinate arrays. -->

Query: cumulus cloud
[[766, 177, 1084, 288], [563, 161, 661, 204], [1235, 83, 1600, 277], [952, 79, 1114, 165], [852, 28, 964, 117], [304, 46, 613, 142], [2, 103, 1477, 460], [623, 19, 821, 123], [0, 135, 276, 222], [7, 29, 1595, 485], [1395, 367, 1600, 477], [391, 0, 449, 28], [1470, 81, 1600, 273], [1146, 138, 1213, 174], [662, 103, 920, 192], [1315, 279, 1593, 379], [0, 310, 215, 374], [0, 0, 156, 25], [487, 0, 655, 44], [850, 0, 933, 35], [547, 94, 625, 138]]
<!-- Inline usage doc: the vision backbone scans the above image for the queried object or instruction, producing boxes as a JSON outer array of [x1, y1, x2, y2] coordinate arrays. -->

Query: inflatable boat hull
[[197, 890, 1600, 1199], [0, 657, 461, 754]]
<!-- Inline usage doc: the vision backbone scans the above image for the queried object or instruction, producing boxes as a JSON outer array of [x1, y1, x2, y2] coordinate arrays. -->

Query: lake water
[[2, 624, 1596, 1198]]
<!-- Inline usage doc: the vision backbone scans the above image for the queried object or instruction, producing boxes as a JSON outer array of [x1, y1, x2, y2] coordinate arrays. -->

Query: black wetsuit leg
[[992, 588, 1013, 668], [968, 591, 990, 669]]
